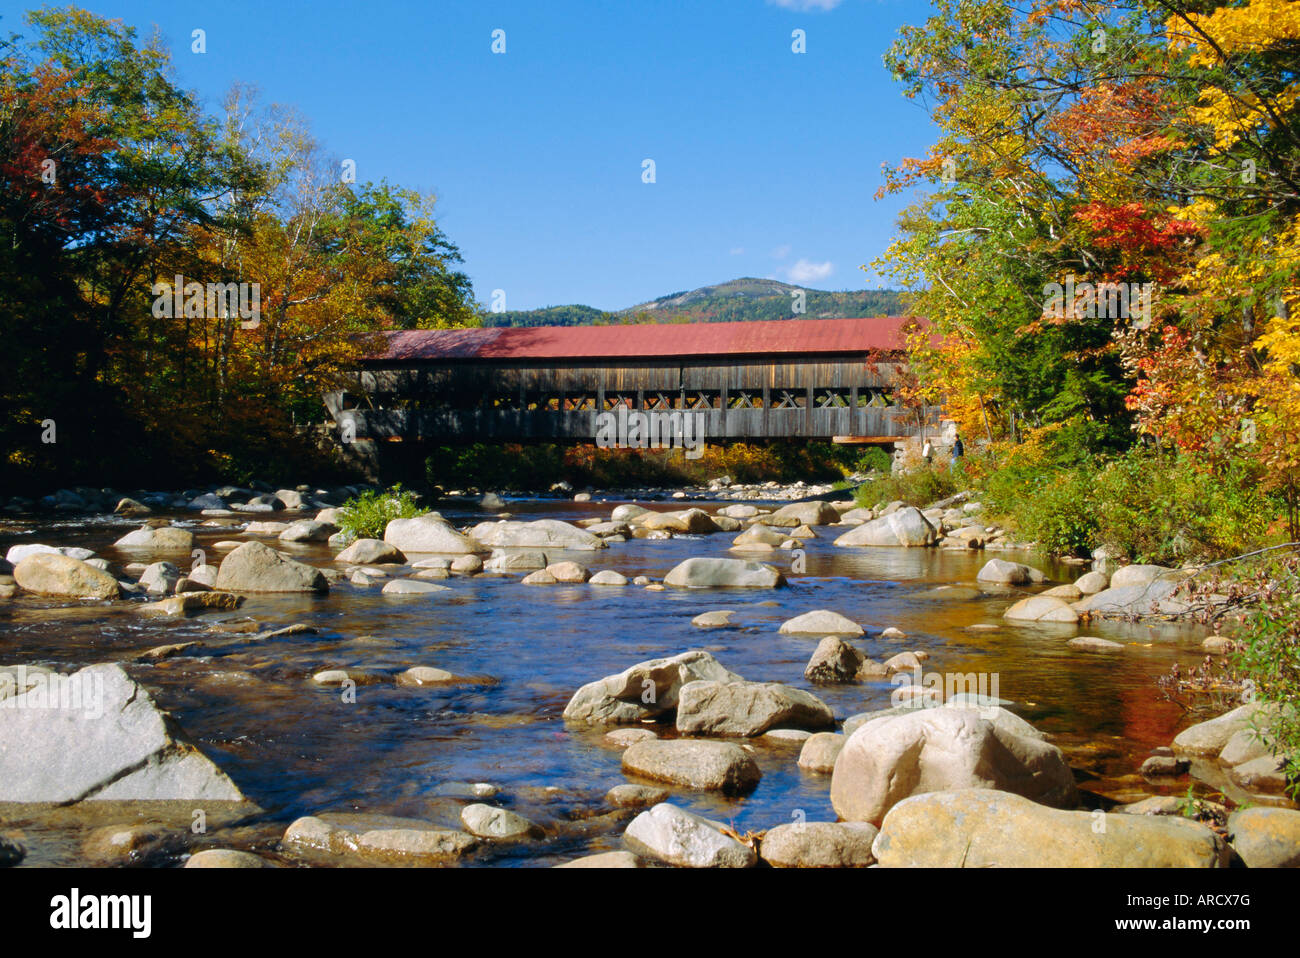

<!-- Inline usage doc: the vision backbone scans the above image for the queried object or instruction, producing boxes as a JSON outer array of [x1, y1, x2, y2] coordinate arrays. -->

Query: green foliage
[[1229, 555, 1300, 801], [853, 447, 893, 474], [336, 485, 424, 541], [853, 463, 962, 509], [976, 447, 1278, 562]]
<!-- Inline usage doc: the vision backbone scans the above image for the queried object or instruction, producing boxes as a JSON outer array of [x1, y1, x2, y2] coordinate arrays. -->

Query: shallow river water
[[0, 498, 1222, 866]]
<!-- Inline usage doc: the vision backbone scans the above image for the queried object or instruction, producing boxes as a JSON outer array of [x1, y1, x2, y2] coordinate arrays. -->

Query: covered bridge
[[329, 315, 926, 446]]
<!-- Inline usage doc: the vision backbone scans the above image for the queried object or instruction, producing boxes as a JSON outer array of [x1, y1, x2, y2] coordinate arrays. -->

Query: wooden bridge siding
[[341, 355, 912, 442]]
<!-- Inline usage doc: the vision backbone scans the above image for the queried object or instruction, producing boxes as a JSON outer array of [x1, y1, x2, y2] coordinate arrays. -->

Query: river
[[0, 497, 1216, 866]]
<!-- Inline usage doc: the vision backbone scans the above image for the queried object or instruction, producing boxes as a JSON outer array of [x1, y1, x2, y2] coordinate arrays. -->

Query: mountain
[[481, 278, 907, 327]]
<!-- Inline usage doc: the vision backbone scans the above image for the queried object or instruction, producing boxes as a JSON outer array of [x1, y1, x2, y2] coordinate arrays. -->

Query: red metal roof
[[367, 316, 919, 363]]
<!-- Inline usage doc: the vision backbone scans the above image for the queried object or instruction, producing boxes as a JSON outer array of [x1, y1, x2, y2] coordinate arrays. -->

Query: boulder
[[779, 609, 864, 636], [622, 739, 761, 793], [798, 732, 846, 772], [382, 578, 452, 595], [13, 553, 121, 600], [589, 569, 629, 586], [765, 501, 839, 527], [605, 784, 668, 808], [1073, 570, 1110, 594], [0, 664, 244, 802], [610, 504, 651, 522], [451, 554, 483, 575], [691, 610, 735, 628], [467, 519, 605, 551], [623, 803, 757, 868], [872, 789, 1227, 867], [1075, 576, 1190, 617], [460, 804, 541, 840], [139, 561, 181, 595], [384, 516, 481, 554], [639, 509, 719, 534], [546, 561, 590, 583], [563, 650, 744, 724], [830, 706, 1077, 824], [1173, 703, 1262, 756], [663, 557, 786, 589], [5, 543, 61, 565], [484, 550, 548, 572], [185, 849, 269, 868], [1226, 807, 1300, 868], [113, 525, 195, 551], [335, 538, 405, 565], [832, 507, 937, 547], [804, 637, 865, 683], [520, 569, 558, 585], [731, 523, 786, 548], [279, 519, 338, 543], [1068, 636, 1124, 653], [1003, 595, 1079, 623], [135, 592, 244, 616], [214, 541, 328, 593], [760, 821, 878, 868], [555, 851, 644, 868], [1110, 564, 1178, 589], [675, 680, 834, 736], [977, 559, 1043, 586]]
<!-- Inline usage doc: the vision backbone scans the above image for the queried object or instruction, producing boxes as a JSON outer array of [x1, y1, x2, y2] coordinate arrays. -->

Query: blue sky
[[6, 0, 940, 310]]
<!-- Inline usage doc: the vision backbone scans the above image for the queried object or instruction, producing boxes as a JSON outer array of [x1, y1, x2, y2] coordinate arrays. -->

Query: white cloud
[[768, 0, 843, 11], [786, 259, 834, 283], [770, 244, 792, 260]]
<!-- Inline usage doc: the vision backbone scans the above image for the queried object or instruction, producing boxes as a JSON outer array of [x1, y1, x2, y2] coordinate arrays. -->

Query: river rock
[[621, 739, 761, 793], [623, 803, 757, 867], [804, 637, 865, 683], [1229, 755, 1290, 792], [760, 821, 878, 867], [451, 554, 483, 575], [675, 680, 834, 736], [1219, 726, 1273, 766], [0, 663, 244, 802], [1074, 570, 1109, 594], [872, 789, 1227, 867], [382, 578, 452, 595], [732, 523, 786, 548], [1075, 575, 1189, 617], [976, 558, 1044, 585], [397, 666, 457, 686], [1173, 703, 1262, 756], [691, 610, 735, 628], [0, 835, 25, 866], [765, 501, 839, 527], [798, 732, 846, 772], [587, 569, 628, 586], [546, 561, 590, 583], [830, 706, 1077, 824], [832, 507, 937, 547], [1111, 564, 1177, 589], [136, 591, 244, 616], [1004, 595, 1079, 623], [605, 728, 658, 747], [214, 541, 328, 593], [139, 561, 181, 595], [521, 569, 557, 585], [1068, 636, 1124, 652], [113, 525, 195, 551], [640, 508, 719, 534], [5, 543, 61, 564], [555, 851, 644, 868], [460, 804, 541, 840], [563, 650, 744, 724], [606, 783, 669, 807], [278, 519, 337, 543], [384, 516, 481, 554], [1226, 807, 1300, 868], [468, 518, 605, 551], [780, 609, 864, 636], [185, 849, 270, 868], [663, 557, 785, 589], [610, 504, 651, 522], [244, 520, 289, 535], [335, 538, 405, 564], [13, 553, 121, 600], [485, 550, 548, 572]]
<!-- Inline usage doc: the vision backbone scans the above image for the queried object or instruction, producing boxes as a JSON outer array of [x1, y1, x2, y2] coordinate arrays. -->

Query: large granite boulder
[[0, 664, 244, 802], [384, 516, 482, 554], [466, 519, 604, 551], [563, 650, 744, 724], [214, 541, 328, 593], [663, 557, 786, 589], [873, 789, 1227, 867], [675, 680, 835, 737], [13, 553, 121, 600], [621, 740, 761, 794], [830, 706, 1077, 824], [832, 507, 937, 547]]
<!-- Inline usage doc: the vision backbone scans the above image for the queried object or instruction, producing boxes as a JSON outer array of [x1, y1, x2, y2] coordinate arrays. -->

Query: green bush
[[854, 447, 893, 474], [336, 485, 425, 541]]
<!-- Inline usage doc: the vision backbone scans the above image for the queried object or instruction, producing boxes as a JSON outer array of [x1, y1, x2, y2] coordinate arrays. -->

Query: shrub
[[854, 462, 962, 509], [336, 485, 424, 540]]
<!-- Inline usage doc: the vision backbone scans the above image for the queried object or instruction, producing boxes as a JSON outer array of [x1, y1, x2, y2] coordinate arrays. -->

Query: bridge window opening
[[773, 390, 805, 409], [727, 391, 761, 409], [815, 389, 851, 408]]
